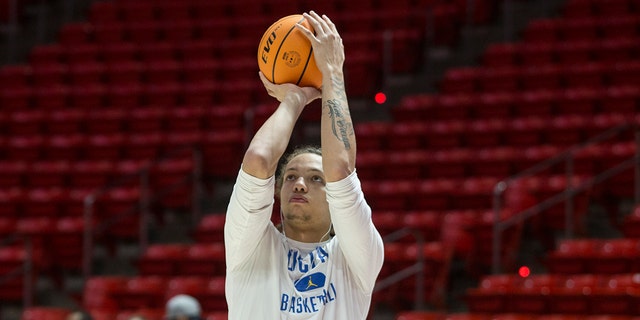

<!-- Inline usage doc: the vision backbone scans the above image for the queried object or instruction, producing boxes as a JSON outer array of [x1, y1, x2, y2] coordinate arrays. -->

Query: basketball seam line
[[272, 22, 298, 83], [297, 47, 313, 86]]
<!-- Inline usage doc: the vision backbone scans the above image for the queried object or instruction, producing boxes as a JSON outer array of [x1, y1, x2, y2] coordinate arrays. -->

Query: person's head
[[165, 294, 201, 320], [66, 311, 92, 320], [276, 145, 332, 240]]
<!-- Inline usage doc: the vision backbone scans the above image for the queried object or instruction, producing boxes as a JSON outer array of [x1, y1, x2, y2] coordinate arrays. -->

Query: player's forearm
[[243, 94, 306, 179], [321, 70, 356, 182]]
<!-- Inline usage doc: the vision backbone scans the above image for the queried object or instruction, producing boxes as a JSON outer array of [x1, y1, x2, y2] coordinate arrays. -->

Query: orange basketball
[[257, 14, 323, 89]]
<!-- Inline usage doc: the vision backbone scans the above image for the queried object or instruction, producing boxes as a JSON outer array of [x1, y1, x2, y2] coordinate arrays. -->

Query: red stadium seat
[[101, 42, 137, 63], [127, 108, 166, 133], [69, 84, 107, 109], [66, 43, 102, 63], [589, 238, 640, 274], [31, 63, 67, 86], [51, 216, 86, 270], [6, 135, 44, 161], [26, 161, 70, 189], [115, 309, 164, 320], [395, 311, 446, 320], [442, 314, 491, 320], [144, 83, 182, 107], [589, 273, 637, 315], [545, 238, 594, 274], [0, 85, 33, 110], [68, 61, 105, 85], [22, 187, 65, 218], [21, 307, 69, 320], [0, 244, 37, 302], [204, 312, 229, 320], [149, 157, 195, 209], [179, 242, 226, 277], [201, 130, 246, 178], [165, 276, 208, 301], [482, 43, 520, 67], [622, 205, 640, 238], [84, 133, 125, 160], [7, 110, 45, 136], [0, 161, 27, 189], [122, 132, 165, 161], [200, 276, 227, 311], [137, 244, 187, 276], [99, 186, 142, 239], [193, 214, 226, 243], [45, 109, 86, 136], [145, 59, 182, 84], [465, 274, 523, 313], [68, 160, 114, 189], [0, 63, 31, 86], [57, 22, 92, 45], [83, 275, 127, 310], [547, 274, 600, 314], [113, 276, 167, 310]]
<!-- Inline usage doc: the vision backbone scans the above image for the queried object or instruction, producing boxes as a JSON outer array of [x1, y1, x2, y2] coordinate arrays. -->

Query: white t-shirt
[[224, 168, 384, 320]]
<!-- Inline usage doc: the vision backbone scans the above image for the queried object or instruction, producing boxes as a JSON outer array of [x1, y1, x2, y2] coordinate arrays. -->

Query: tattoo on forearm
[[331, 76, 347, 103], [327, 99, 354, 150]]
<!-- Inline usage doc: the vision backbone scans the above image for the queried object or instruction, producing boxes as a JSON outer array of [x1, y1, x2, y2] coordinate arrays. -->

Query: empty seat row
[[622, 205, 640, 238], [22, 306, 228, 320], [0, 128, 244, 161], [136, 243, 225, 277], [465, 273, 640, 315], [482, 37, 639, 67], [545, 238, 640, 274], [0, 81, 267, 110], [83, 275, 227, 312], [357, 141, 634, 181], [59, 9, 426, 46], [439, 61, 640, 94], [396, 311, 640, 320], [0, 157, 193, 194], [375, 240, 454, 310], [28, 39, 256, 66], [562, 0, 640, 18], [4, 59, 259, 86], [357, 113, 638, 151], [0, 188, 142, 225], [86, 0, 466, 24], [393, 87, 640, 121], [0, 105, 246, 136], [0, 130, 245, 180], [522, 14, 640, 43], [360, 174, 591, 212]]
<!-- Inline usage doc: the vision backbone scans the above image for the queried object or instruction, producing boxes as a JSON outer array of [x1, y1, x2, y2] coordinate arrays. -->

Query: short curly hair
[[275, 145, 322, 194]]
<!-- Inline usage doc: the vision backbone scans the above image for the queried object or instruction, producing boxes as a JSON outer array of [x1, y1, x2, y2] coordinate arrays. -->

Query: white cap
[[166, 294, 201, 318]]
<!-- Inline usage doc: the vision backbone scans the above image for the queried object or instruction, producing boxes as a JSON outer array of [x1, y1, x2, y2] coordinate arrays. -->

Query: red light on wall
[[374, 92, 386, 104], [518, 266, 530, 278]]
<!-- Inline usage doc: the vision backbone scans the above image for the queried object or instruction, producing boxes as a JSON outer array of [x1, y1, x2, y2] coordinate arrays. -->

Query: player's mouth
[[289, 195, 308, 203]]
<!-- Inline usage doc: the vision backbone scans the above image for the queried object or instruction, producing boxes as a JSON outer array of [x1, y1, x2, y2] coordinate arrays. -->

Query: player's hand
[[259, 71, 321, 105], [296, 11, 344, 76]]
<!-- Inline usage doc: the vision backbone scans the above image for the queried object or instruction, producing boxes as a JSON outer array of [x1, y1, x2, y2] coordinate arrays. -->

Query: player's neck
[[284, 225, 331, 243]]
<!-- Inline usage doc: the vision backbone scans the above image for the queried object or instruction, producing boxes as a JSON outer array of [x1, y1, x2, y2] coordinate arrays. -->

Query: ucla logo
[[295, 273, 326, 292]]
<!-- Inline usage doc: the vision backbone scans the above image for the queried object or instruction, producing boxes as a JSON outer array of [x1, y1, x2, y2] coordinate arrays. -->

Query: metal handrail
[[82, 147, 204, 280], [491, 122, 639, 273], [0, 236, 33, 309], [373, 228, 425, 311]]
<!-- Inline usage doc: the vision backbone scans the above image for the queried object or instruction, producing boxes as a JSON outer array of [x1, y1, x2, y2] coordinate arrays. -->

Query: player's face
[[280, 153, 331, 230]]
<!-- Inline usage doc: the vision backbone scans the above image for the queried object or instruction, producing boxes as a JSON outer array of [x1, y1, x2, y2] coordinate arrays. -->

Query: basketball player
[[224, 11, 384, 320]]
